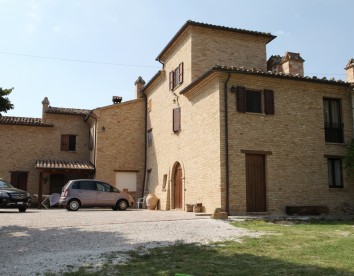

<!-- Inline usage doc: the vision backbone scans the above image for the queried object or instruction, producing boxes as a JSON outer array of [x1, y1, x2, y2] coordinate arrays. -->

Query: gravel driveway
[[0, 208, 260, 275]]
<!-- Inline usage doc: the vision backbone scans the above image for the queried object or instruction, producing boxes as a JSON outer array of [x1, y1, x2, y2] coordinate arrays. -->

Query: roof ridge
[[47, 106, 91, 116], [186, 20, 275, 37]]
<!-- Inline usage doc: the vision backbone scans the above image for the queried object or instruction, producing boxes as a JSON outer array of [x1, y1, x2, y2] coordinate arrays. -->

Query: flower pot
[[146, 194, 158, 210]]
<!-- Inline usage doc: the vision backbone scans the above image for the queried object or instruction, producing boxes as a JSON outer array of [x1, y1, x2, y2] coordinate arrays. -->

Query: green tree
[[0, 87, 14, 115], [344, 138, 354, 177]]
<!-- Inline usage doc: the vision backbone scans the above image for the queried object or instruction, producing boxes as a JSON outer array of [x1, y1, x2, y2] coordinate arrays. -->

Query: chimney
[[345, 59, 354, 83], [279, 52, 304, 76], [134, 76, 146, 99], [267, 55, 283, 73], [112, 96, 123, 104], [41, 97, 49, 121]]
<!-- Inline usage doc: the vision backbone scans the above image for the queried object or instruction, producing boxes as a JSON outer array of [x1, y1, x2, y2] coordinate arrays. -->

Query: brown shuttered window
[[173, 107, 181, 132], [61, 134, 76, 151], [169, 62, 183, 91], [61, 134, 69, 151], [178, 62, 183, 84], [169, 71, 174, 91], [236, 86, 246, 113], [264, 89, 275, 115]]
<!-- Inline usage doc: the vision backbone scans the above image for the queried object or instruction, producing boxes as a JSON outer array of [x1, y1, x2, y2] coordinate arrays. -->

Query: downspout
[[224, 72, 231, 214], [141, 91, 148, 198]]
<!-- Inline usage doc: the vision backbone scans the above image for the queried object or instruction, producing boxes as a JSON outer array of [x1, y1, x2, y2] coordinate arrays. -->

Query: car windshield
[[0, 179, 14, 188]]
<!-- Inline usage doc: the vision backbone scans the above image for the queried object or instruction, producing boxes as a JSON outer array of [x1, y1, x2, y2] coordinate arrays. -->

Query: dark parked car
[[59, 179, 134, 211], [0, 178, 31, 212]]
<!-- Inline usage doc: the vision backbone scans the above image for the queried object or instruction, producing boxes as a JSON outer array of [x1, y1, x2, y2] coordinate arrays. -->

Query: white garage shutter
[[115, 172, 137, 192]]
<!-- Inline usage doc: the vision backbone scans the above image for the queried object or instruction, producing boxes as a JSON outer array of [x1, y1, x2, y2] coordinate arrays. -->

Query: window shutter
[[173, 107, 181, 132], [169, 71, 174, 91], [178, 62, 183, 84], [264, 89, 275, 115], [236, 86, 246, 113], [61, 134, 69, 151]]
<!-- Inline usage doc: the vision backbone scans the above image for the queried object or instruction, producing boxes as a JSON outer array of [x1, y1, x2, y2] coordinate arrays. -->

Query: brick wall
[[0, 113, 90, 195], [191, 26, 268, 80], [93, 99, 145, 202], [225, 73, 353, 215]]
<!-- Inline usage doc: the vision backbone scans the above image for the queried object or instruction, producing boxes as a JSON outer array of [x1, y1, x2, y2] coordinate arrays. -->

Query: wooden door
[[174, 164, 183, 209], [50, 174, 65, 194], [246, 154, 267, 212]]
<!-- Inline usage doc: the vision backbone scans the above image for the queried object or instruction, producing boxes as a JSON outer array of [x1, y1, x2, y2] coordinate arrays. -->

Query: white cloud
[[276, 30, 291, 36], [25, 0, 42, 35]]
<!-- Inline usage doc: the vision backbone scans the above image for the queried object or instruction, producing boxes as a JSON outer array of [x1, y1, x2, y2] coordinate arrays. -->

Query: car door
[[95, 182, 117, 207], [77, 180, 97, 206]]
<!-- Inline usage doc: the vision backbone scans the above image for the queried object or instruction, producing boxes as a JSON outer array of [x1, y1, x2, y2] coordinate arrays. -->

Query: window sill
[[325, 142, 346, 146], [328, 187, 345, 191]]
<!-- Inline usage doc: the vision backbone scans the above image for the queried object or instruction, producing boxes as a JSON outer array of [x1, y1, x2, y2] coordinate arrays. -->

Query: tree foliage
[[344, 139, 354, 177], [0, 87, 14, 114]]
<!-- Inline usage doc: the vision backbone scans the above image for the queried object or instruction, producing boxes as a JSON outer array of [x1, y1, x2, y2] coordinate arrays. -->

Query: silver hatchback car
[[59, 179, 134, 211]]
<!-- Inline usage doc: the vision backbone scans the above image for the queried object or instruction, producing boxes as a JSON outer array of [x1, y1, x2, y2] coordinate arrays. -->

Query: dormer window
[[169, 62, 183, 91]]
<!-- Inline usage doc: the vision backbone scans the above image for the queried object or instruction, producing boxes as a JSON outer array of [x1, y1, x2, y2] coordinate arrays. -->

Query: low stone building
[[1, 20, 354, 215]]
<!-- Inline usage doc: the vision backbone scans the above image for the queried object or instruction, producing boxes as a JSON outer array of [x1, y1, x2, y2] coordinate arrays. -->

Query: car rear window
[[76, 181, 95, 191]]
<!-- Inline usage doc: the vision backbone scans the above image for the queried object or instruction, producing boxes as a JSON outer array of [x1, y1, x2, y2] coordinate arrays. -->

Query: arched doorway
[[174, 163, 183, 209]]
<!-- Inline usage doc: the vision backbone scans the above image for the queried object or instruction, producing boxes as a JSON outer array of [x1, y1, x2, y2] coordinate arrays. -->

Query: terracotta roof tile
[[0, 116, 53, 127], [35, 160, 95, 170], [46, 106, 91, 116], [180, 65, 350, 95]]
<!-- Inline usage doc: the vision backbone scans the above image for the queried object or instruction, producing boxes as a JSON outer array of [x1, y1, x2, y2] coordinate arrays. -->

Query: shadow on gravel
[[0, 224, 176, 275]]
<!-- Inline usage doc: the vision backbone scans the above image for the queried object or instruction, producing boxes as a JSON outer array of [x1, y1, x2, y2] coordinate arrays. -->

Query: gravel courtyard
[[0, 208, 261, 275]]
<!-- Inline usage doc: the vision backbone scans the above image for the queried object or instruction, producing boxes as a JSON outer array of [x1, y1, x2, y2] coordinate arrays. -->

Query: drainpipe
[[141, 91, 148, 198], [224, 73, 231, 214]]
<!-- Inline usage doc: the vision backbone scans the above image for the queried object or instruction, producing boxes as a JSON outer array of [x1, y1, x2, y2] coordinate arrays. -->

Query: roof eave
[[141, 70, 164, 94], [180, 66, 350, 95], [156, 20, 276, 61]]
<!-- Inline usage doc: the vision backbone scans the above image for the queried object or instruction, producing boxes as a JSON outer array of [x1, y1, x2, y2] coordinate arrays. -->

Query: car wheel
[[117, 199, 128, 211], [67, 199, 80, 211], [18, 207, 27, 213]]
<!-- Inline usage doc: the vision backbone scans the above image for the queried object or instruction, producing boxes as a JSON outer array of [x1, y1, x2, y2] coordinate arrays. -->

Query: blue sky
[[1, 0, 353, 118]]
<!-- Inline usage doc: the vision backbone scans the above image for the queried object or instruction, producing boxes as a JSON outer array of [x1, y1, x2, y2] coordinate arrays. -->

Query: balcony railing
[[324, 123, 344, 143]]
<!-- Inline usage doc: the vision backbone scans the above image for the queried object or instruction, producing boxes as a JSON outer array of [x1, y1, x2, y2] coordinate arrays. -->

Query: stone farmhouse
[[1, 20, 354, 215]]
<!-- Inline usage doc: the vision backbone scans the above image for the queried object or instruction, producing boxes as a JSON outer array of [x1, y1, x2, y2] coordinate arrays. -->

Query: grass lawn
[[63, 219, 354, 276]]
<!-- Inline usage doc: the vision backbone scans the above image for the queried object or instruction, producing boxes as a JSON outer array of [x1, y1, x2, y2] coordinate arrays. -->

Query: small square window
[[61, 134, 76, 151]]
